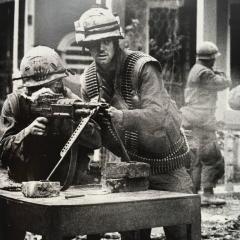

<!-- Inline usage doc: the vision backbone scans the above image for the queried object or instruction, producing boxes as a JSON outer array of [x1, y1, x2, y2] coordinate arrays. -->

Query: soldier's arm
[[0, 95, 28, 166], [114, 63, 180, 132], [0, 94, 48, 166], [200, 69, 231, 91]]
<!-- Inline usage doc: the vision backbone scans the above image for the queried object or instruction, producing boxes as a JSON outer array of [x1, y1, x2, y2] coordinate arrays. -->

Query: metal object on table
[[64, 194, 85, 199]]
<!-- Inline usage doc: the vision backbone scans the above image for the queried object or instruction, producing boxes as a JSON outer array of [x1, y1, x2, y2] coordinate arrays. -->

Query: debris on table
[[103, 161, 150, 193], [22, 181, 61, 198]]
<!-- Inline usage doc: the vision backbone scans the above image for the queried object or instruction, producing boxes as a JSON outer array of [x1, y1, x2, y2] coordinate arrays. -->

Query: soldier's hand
[[25, 117, 48, 136], [213, 69, 224, 75], [106, 106, 123, 127]]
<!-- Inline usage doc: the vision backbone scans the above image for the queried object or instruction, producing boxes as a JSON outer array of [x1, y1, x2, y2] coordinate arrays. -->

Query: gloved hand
[[24, 117, 48, 136]]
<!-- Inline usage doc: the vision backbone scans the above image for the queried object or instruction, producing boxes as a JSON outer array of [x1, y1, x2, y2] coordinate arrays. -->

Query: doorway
[[148, 0, 196, 107]]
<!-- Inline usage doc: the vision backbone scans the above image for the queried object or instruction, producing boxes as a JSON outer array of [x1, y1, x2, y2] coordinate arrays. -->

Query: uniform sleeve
[[200, 69, 231, 91], [0, 95, 28, 166], [121, 63, 180, 133]]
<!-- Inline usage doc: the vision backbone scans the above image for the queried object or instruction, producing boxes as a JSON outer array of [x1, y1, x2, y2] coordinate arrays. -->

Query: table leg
[[191, 217, 202, 240], [0, 198, 7, 239], [43, 232, 63, 240], [187, 209, 201, 239]]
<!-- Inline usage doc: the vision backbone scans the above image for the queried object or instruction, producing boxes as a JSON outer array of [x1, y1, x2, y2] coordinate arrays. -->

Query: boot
[[201, 187, 226, 206]]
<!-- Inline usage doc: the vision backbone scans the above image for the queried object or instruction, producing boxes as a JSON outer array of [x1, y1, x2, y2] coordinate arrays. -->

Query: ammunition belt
[[85, 62, 99, 99], [103, 116, 190, 174], [121, 51, 158, 153], [124, 131, 138, 153], [121, 52, 145, 153], [121, 51, 151, 108], [129, 132, 190, 174]]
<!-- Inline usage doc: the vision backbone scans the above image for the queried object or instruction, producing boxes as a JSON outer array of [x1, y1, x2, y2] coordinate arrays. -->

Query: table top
[[0, 188, 198, 207]]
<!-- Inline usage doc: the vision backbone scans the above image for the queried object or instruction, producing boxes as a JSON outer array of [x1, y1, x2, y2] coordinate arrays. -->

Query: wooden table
[[0, 189, 201, 240]]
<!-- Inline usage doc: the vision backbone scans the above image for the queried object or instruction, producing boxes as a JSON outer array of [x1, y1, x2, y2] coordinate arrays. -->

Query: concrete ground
[[200, 184, 240, 240], [151, 183, 240, 240], [211, 183, 240, 196]]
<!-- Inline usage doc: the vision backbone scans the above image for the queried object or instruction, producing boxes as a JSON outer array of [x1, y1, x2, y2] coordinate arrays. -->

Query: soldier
[[74, 7, 193, 240], [0, 46, 101, 240], [181, 41, 231, 205]]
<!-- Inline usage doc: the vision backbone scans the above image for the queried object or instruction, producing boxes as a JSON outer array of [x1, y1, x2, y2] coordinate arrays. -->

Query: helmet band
[[85, 20, 119, 31], [76, 25, 120, 37], [13, 69, 67, 81]]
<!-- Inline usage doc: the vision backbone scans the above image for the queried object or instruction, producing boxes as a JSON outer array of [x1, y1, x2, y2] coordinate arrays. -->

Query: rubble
[[22, 181, 61, 198], [201, 197, 240, 240], [103, 161, 150, 193], [104, 161, 150, 179]]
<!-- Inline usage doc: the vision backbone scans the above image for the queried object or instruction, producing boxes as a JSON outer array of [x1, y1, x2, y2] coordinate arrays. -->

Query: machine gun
[[30, 93, 110, 136], [29, 93, 109, 190], [30, 93, 109, 122]]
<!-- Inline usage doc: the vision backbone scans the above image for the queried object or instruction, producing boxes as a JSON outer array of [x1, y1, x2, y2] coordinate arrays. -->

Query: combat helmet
[[20, 46, 67, 88], [197, 41, 221, 60], [74, 7, 124, 46]]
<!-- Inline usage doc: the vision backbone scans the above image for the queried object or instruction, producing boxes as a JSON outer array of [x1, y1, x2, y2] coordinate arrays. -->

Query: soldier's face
[[88, 39, 115, 68], [46, 79, 63, 93], [26, 79, 63, 96], [209, 59, 215, 68]]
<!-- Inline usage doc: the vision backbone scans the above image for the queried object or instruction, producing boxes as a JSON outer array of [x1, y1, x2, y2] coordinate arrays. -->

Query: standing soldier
[[181, 41, 231, 205], [74, 7, 193, 240]]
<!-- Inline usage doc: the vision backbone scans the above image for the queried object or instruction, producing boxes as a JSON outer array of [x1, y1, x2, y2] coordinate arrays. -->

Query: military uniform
[[75, 7, 193, 240]]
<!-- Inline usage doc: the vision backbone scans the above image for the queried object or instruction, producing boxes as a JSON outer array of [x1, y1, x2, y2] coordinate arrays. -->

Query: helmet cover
[[74, 8, 124, 46], [20, 46, 67, 88]]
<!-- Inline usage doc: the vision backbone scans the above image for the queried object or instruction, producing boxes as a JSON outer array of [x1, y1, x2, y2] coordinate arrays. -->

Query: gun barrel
[[75, 109, 91, 117], [52, 112, 71, 117], [74, 102, 109, 109]]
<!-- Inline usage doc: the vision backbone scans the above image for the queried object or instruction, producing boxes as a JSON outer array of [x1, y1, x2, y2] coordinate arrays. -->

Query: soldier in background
[[74, 7, 193, 240], [181, 41, 231, 206], [0, 46, 101, 240]]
